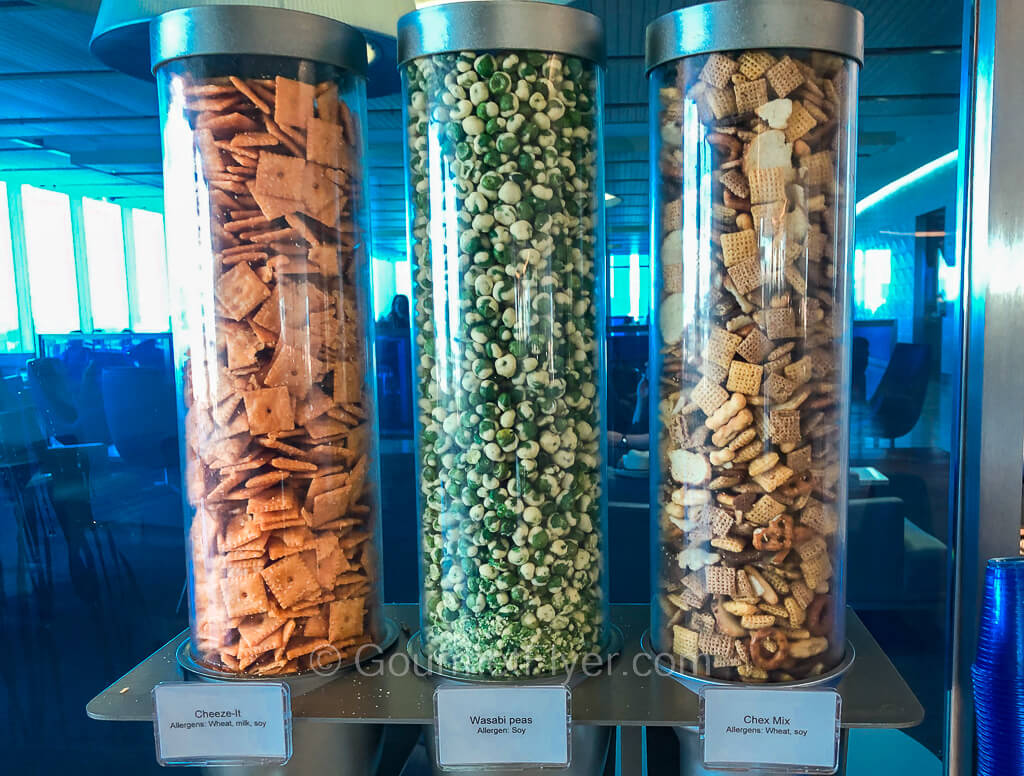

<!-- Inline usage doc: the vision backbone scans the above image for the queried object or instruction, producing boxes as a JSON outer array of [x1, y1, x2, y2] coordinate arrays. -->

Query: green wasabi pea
[[403, 49, 605, 678]]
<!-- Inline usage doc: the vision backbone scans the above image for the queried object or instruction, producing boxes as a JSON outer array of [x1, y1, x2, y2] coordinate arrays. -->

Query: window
[[854, 247, 893, 314], [372, 257, 395, 321], [394, 256, 411, 305], [609, 253, 650, 322], [371, 256, 412, 322], [131, 209, 170, 332], [0, 183, 20, 352], [21, 185, 80, 334], [609, 255, 630, 319], [82, 197, 129, 331]]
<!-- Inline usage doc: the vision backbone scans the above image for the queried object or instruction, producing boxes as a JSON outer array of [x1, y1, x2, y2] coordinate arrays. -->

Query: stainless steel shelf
[[87, 604, 923, 729]]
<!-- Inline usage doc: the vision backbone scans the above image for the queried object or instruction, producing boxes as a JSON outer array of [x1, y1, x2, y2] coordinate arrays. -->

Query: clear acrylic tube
[[401, 36, 610, 677], [154, 8, 385, 676], [649, 42, 859, 682]]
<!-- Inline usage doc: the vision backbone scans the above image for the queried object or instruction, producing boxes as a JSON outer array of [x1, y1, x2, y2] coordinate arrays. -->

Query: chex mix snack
[[653, 47, 852, 682]]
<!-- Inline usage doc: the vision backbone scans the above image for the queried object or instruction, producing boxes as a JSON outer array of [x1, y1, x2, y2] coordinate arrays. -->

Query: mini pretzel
[[750, 627, 789, 670], [805, 594, 834, 637], [705, 393, 746, 430], [753, 514, 794, 551]]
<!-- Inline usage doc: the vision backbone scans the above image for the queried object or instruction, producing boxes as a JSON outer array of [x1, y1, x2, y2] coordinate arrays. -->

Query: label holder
[[433, 683, 572, 770], [699, 686, 842, 774], [152, 681, 292, 767]]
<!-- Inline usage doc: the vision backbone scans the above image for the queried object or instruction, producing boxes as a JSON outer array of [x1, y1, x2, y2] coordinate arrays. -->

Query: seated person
[[377, 294, 410, 333], [609, 365, 650, 461]]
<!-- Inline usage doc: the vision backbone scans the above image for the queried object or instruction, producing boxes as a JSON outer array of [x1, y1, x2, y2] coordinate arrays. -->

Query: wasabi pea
[[404, 49, 606, 677]]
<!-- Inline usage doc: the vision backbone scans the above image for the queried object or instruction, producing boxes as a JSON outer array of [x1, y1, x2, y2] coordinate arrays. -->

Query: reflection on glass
[[854, 248, 892, 314], [371, 258, 414, 324], [394, 256, 411, 303], [82, 198, 129, 332], [0, 182, 20, 351], [130, 209, 170, 332], [628, 252, 640, 320], [850, 153, 960, 767], [372, 257, 395, 321], [21, 185, 79, 334], [608, 254, 650, 322]]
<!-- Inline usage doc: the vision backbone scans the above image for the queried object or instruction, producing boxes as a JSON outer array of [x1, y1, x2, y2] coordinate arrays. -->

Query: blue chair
[[100, 367, 178, 475], [26, 357, 79, 444], [867, 343, 932, 446]]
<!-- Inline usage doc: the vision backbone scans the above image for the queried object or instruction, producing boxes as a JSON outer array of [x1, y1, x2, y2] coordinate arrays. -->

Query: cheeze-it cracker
[[176, 71, 378, 676]]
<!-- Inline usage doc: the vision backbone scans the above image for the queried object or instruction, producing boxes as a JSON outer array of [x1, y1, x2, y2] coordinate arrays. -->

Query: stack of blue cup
[[973, 556, 1024, 774]]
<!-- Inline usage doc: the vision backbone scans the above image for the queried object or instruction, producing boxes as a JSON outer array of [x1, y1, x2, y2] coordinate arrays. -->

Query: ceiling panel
[[0, 0, 966, 259], [0, 78, 156, 121], [0, 5, 100, 73]]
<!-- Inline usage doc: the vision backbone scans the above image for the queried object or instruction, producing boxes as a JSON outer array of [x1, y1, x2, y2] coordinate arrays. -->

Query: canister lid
[[645, 0, 864, 73], [397, 1, 605, 67], [150, 4, 369, 75]]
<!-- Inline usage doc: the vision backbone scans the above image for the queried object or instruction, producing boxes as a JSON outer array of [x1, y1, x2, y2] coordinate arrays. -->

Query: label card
[[152, 682, 291, 767], [700, 687, 841, 774], [434, 685, 571, 769]]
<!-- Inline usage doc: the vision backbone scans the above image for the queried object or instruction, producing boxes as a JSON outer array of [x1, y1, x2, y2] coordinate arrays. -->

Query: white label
[[434, 685, 570, 768], [152, 682, 291, 766], [701, 687, 841, 773]]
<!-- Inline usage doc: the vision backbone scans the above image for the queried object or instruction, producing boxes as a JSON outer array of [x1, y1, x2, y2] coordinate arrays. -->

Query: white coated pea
[[540, 431, 560, 454], [462, 116, 485, 136], [498, 181, 522, 204], [471, 213, 495, 231], [495, 354, 517, 377], [510, 220, 533, 241], [493, 204, 516, 225], [469, 81, 489, 105], [465, 191, 488, 214]]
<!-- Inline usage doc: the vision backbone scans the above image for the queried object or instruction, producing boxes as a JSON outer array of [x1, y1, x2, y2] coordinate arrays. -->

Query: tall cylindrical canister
[[398, 1, 609, 678], [152, 5, 385, 676], [646, 0, 863, 683]]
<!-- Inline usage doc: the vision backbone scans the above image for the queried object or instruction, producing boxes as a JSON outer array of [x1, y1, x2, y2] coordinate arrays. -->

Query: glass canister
[[645, 0, 863, 683], [398, 1, 609, 678], [152, 5, 385, 676]]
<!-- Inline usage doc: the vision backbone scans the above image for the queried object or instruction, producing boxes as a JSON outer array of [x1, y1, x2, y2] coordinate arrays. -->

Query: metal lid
[[150, 4, 369, 74], [645, 0, 864, 73], [397, 1, 605, 67]]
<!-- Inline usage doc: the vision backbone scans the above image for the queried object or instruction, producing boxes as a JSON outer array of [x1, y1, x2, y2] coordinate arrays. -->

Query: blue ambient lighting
[[856, 150, 958, 216]]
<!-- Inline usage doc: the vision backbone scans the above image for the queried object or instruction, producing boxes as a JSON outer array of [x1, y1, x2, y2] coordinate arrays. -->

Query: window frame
[[0, 183, 33, 352], [0, 181, 172, 350]]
